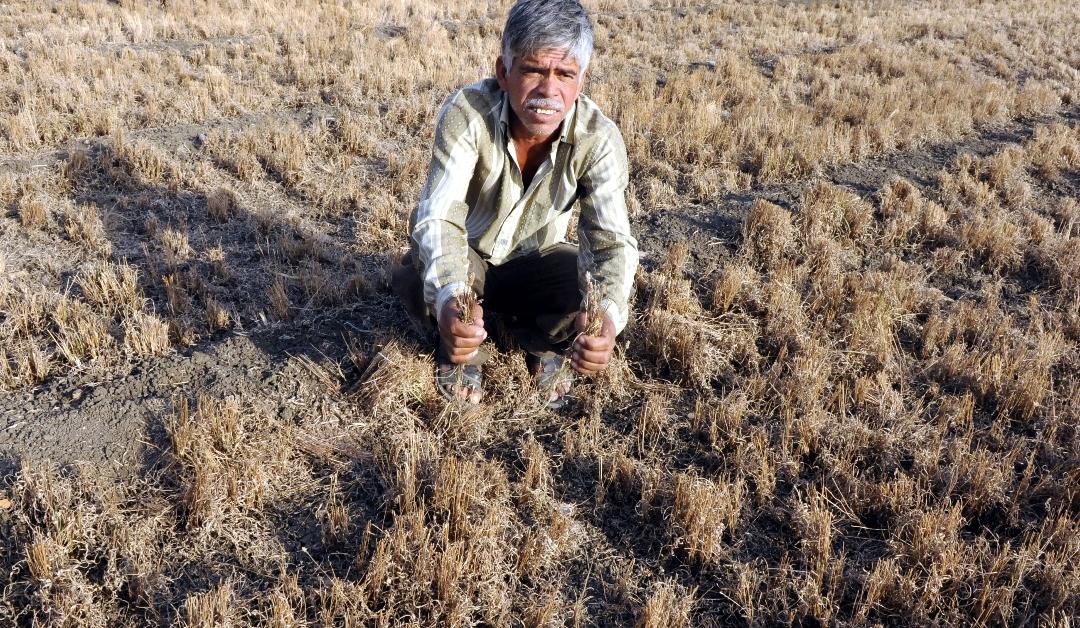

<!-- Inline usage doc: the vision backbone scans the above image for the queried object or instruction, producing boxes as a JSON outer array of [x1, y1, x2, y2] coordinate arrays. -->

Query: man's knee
[[543, 244, 585, 311], [390, 252, 419, 297], [390, 251, 435, 336]]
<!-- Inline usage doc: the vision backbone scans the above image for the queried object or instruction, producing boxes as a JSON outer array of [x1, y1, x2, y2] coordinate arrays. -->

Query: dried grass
[[0, 1, 1078, 625]]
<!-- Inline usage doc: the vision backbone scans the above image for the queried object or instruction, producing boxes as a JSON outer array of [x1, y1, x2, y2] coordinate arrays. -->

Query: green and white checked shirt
[[410, 78, 639, 332]]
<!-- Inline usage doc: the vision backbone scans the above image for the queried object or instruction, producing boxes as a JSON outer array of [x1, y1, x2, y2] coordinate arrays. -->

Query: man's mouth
[[524, 97, 563, 119]]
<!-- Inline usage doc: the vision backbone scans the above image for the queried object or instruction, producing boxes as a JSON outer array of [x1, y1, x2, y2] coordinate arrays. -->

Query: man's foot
[[436, 362, 483, 404], [529, 354, 575, 410]]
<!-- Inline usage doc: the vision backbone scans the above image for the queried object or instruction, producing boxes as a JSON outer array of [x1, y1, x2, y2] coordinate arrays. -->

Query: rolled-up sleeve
[[576, 128, 638, 333], [411, 91, 478, 318]]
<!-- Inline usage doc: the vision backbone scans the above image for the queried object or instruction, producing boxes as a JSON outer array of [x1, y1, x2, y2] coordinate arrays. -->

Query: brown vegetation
[[1, 0, 1079, 625]]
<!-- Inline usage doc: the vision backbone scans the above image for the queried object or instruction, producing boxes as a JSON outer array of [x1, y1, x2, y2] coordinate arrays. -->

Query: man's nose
[[536, 72, 559, 95]]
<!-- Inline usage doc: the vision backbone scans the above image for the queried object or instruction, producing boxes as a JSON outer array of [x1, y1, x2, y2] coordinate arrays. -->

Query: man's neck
[[507, 111, 558, 188]]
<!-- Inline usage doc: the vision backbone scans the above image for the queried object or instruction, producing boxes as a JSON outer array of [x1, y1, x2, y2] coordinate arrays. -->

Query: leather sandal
[[530, 354, 575, 410], [435, 361, 483, 404]]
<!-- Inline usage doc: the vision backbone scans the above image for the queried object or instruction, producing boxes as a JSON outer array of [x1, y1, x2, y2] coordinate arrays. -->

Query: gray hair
[[501, 0, 594, 73]]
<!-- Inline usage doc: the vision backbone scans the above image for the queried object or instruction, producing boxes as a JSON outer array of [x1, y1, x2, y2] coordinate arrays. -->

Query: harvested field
[[1, 0, 1078, 625]]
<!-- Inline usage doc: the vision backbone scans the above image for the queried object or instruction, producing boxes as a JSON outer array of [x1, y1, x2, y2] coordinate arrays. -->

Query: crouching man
[[392, 0, 638, 408]]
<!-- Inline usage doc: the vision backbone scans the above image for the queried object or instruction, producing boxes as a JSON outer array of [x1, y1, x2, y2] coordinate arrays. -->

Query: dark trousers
[[391, 243, 581, 360]]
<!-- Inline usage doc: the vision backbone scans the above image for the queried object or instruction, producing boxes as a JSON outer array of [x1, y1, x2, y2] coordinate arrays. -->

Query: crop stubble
[[0, 0, 1078, 625]]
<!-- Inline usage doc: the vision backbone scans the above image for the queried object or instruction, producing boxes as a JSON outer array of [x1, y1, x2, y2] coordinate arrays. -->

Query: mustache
[[523, 97, 563, 111]]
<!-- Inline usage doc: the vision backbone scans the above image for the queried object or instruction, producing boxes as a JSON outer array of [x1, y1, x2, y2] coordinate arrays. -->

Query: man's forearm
[[579, 228, 638, 333], [411, 87, 480, 317], [411, 209, 471, 315]]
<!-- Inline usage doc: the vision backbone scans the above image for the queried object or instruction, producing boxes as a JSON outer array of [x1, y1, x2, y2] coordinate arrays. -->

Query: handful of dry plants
[[454, 272, 479, 325], [537, 273, 607, 406], [582, 272, 605, 336]]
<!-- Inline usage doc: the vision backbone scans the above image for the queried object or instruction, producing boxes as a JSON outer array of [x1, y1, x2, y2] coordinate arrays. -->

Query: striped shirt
[[410, 78, 639, 332]]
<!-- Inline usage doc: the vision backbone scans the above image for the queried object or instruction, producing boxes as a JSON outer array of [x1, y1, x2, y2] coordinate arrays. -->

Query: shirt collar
[[497, 91, 578, 147]]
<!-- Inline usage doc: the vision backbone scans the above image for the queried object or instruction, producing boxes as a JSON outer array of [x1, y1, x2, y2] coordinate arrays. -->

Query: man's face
[[496, 48, 585, 140]]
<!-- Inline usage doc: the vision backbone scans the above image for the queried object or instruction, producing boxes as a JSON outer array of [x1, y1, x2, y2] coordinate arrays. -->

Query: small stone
[[194, 133, 207, 148]]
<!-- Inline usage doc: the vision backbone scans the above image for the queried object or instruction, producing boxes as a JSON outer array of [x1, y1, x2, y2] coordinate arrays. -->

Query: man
[[393, 0, 638, 408]]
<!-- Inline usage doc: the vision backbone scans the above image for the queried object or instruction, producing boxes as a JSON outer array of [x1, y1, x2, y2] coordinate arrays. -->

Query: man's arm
[[411, 91, 478, 323], [576, 128, 638, 336]]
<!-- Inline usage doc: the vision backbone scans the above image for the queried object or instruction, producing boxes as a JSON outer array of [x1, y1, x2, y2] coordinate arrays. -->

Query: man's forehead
[[516, 49, 580, 71]]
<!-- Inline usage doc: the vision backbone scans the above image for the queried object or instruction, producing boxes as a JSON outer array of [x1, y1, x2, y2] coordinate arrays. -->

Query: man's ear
[[495, 56, 508, 91]]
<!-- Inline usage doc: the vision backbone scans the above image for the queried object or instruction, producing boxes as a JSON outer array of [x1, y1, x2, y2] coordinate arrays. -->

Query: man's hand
[[439, 300, 486, 364], [571, 312, 616, 375]]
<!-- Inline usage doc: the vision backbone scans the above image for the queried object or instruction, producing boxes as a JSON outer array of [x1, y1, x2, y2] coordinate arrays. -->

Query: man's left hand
[[571, 312, 616, 375]]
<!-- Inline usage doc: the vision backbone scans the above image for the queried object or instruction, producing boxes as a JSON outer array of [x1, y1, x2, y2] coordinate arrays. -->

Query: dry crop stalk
[[583, 272, 605, 336], [450, 273, 480, 398], [540, 272, 606, 406], [454, 272, 478, 325]]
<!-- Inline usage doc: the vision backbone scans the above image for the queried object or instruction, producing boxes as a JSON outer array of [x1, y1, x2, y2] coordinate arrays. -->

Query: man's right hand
[[438, 300, 486, 364]]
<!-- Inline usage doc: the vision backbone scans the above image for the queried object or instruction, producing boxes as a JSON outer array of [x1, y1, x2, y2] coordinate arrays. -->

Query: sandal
[[436, 361, 483, 404], [529, 354, 575, 410]]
